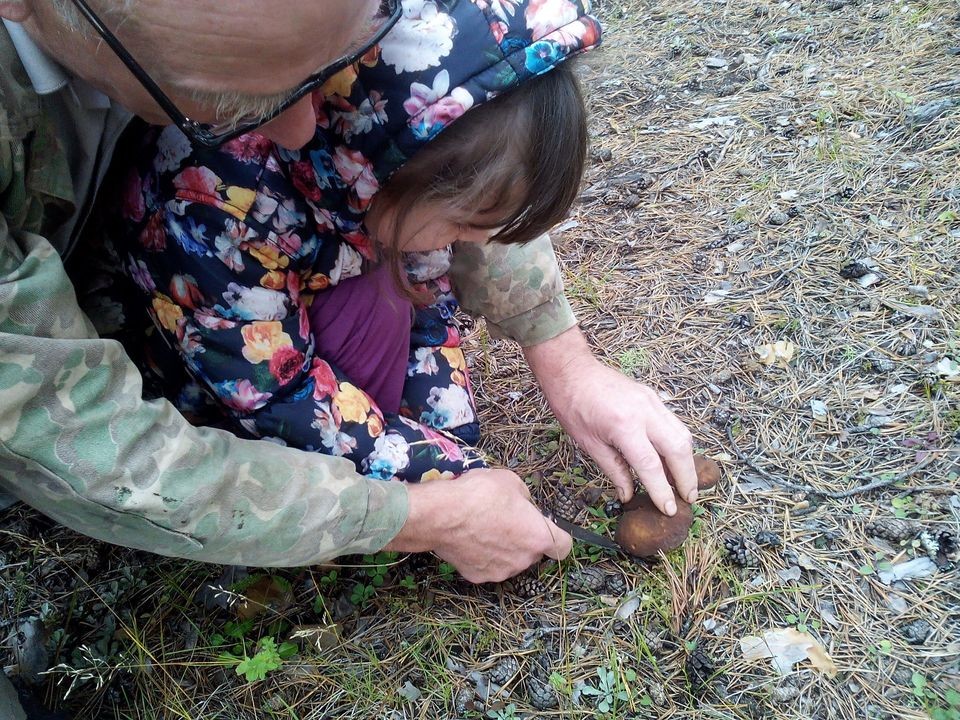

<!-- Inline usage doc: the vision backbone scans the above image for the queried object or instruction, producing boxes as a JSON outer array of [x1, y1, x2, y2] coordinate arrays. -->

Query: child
[[107, 0, 601, 483]]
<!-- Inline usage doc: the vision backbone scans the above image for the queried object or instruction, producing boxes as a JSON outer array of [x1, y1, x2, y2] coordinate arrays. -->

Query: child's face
[[365, 198, 506, 253]]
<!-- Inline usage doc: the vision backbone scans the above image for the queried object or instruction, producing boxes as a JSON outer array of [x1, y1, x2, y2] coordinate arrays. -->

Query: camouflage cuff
[[485, 293, 578, 347], [335, 478, 410, 557]]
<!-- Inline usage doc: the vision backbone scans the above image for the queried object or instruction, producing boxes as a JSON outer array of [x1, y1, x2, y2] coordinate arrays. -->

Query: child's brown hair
[[372, 61, 587, 272]]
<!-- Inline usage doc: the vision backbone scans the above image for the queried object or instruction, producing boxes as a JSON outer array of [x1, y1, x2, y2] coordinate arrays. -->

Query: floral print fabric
[[108, 0, 601, 483]]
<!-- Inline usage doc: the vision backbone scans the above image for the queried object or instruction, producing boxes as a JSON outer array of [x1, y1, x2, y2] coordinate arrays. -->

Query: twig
[[725, 425, 939, 499]]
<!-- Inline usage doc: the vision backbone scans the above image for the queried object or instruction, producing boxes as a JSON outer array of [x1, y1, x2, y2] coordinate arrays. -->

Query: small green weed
[[581, 666, 635, 715], [438, 562, 457, 582], [618, 347, 650, 375], [784, 610, 821, 633], [220, 637, 297, 683]]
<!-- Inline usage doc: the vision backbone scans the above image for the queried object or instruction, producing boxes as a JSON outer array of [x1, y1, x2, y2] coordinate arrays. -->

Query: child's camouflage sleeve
[[0, 226, 408, 566], [449, 234, 577, 347]]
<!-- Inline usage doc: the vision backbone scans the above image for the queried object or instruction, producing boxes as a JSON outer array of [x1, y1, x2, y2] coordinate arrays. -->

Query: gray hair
[[50, 0, 284, 128], [51, 0, 135, 36], [187, 87, 299, 132]]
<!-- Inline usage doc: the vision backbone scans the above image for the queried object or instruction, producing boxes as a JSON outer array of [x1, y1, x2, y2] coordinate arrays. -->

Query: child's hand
[[384, 468, 572, 583]]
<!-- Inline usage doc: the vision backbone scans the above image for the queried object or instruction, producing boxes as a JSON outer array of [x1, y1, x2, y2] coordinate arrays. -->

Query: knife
[[545, 512, 623, 554]]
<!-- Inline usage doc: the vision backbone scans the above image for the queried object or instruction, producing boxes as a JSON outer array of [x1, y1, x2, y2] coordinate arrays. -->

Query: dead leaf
[[740, 627, 837, 677], [615, 595, 641, 620], [877, 557, 937, 584], [290, 624, 342, 652], [881, 299, 942, 322], [934, 357, 960, 381], [755, 340, 796, 367]]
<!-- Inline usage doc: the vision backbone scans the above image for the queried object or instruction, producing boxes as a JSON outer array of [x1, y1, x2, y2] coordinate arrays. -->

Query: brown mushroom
[[615, 492, 693, 557], [613, 457, 720, 558], [659, 454, 722, 491], [693, 455, 721, 490]]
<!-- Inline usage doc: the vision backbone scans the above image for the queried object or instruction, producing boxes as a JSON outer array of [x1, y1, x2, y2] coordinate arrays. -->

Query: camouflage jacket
[[0, 25, 576, 566]]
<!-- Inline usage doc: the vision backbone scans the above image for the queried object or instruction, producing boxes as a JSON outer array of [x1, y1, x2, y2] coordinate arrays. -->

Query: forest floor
[[2, 0, 959, 717]]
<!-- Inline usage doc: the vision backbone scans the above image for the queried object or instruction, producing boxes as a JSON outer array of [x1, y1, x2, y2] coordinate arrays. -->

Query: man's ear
[[0, 2, 32, 22]]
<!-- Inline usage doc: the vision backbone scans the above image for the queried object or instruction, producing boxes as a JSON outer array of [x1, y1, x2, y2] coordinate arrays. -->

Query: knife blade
[[548, 513, 623, 554]]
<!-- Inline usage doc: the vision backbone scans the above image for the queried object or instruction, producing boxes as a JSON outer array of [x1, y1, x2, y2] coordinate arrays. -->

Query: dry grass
[[3, 0, 959, 718]]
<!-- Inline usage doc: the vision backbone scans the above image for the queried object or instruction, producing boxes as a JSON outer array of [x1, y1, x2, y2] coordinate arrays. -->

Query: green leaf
[[278, 641, 298, 659], [548, 671, 568, 692], [858, 564, 875, 575], [224, 619, 254, 640]]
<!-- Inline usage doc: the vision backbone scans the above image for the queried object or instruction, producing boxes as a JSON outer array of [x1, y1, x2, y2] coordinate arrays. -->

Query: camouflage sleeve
[[449, 233, 578, 347], [0, 225, 408, 566]]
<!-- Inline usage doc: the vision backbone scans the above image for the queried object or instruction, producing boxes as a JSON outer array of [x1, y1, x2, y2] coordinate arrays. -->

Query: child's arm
[[127, 200, 483, 482]]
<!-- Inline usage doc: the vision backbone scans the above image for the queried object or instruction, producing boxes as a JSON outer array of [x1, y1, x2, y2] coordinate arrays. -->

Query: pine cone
[[605, 572, 628, 596], [566, 567, 606, 594], [489, 656, 521, 686], [898, 618, 933, 645], [864, 352, 895, 373], [723, 534, 756, 567], [529, 651, 553, 682], [604, 499, 623, 518], [644, 680, 667, 705], [454, 686, 478, 716], [866, 517, 921, 542], [640, 624, 666, 653], [755, 530, 782, 547], [552, 486, 581, 521], [511, 571, 548, 599], [932, 530, 958, 568], [840, 261, 871, 279], [526, 677, 559, 710], [686, 646, 716, 691], [692, 252, 710, 271]]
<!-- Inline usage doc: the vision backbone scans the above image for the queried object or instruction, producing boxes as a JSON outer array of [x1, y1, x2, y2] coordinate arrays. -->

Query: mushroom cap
[[693, 455, 721, 490], [614, 493, 693, 558]]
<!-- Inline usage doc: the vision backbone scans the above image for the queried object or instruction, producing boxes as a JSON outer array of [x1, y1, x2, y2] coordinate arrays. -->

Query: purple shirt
[[307, 262, 413, 414]]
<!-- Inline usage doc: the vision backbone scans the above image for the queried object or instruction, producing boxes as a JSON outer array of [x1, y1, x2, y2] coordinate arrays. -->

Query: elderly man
[[0, 0, 697, 586]]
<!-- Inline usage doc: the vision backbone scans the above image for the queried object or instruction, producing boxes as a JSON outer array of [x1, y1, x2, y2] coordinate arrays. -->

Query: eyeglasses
[[69, 0, 402, 149]]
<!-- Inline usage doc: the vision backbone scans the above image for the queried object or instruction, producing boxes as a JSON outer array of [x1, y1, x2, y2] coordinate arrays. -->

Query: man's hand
[[383, 469, 572, 583], [524, 327, 698, 516]]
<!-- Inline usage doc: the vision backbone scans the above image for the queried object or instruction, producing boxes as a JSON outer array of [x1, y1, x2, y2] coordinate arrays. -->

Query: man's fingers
[[649, 417, 698, 503], [588, 442, 635, 503], [619, 438, 677, 516], [541, 516, 574, 560]]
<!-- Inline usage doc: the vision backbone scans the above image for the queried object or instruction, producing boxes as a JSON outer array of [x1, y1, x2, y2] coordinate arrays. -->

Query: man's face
[[5, 0, 381, 149]]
